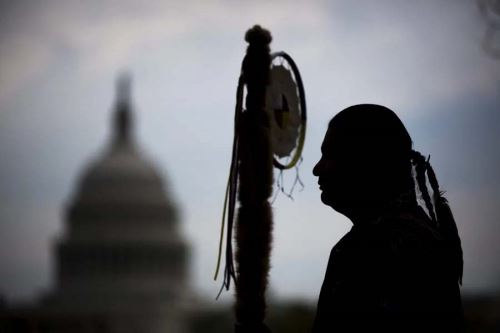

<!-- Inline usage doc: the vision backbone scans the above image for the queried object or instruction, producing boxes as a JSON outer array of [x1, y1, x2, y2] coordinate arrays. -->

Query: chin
[[320, 191, 328, 203], [321, 191, 335, 207], [321, 191, 347, 214]]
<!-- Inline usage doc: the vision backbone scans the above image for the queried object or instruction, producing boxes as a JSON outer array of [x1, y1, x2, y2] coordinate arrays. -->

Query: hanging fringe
[[214, 74, 245, 296]]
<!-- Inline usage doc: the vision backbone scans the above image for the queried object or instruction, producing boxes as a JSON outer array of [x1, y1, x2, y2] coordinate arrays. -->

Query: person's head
[[313, 104, 414, 219], [313, 104, 463, 283]]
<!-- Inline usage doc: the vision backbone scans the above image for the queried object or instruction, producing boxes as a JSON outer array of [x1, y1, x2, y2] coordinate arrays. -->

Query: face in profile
[[312, 126, 366, 214], [313, 105, 414, 219], [313, 127, 335, 206]]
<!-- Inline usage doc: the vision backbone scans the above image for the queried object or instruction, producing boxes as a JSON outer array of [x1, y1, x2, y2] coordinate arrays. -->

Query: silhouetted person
[[312, 104, 463, 332]]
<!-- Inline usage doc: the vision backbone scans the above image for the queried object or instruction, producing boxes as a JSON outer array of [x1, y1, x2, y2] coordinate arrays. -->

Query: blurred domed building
[[1, 75, 238, 333], [24, 75, 190, 333]]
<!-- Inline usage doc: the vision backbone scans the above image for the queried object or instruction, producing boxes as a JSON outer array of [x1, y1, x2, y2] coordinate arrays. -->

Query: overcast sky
[[0, 0, 499, 304]]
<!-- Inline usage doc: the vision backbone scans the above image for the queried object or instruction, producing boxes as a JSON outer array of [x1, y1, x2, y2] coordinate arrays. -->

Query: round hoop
[[269, 52, 307, 170]]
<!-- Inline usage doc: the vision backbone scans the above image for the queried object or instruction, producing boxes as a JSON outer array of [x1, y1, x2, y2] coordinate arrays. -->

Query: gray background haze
[[0, 0, 499, 304]]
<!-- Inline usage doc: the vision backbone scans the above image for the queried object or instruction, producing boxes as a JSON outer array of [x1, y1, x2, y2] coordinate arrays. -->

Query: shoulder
[[372, 207, 439, 249], [326, 207, 443, 275], [351, 208, 444, 273]]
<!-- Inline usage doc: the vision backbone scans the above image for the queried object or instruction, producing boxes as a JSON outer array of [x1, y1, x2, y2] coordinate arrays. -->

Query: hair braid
[[408, 163, 418, 207], [411, 151, 437, 223], [426, 160, 464, 285]]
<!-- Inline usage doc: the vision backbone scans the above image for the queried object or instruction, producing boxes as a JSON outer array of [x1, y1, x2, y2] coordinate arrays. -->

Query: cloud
[[315, 0, 498, 116], [0, 33, 53, 104], [2, 0, 495, 113], [14, 0, 331, 79]]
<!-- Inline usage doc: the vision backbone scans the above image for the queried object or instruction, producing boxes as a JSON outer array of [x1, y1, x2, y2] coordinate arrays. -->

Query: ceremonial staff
[[215, 25, 307, 333]]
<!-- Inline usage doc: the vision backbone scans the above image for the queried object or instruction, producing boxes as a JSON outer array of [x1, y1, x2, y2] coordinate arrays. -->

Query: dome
[[71, 75, 171, 206], [50, 75, 189, 322], [67, 74, 177, 222], [84, 146, 160, 184], [75, 144, 169, 206]]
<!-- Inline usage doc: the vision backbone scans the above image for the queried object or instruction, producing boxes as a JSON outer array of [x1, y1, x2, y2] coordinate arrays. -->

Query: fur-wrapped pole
[[234, 25, 273, 333]]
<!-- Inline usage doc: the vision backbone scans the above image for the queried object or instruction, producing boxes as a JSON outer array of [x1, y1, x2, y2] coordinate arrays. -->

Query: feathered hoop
[[214, 25, 307, 331]]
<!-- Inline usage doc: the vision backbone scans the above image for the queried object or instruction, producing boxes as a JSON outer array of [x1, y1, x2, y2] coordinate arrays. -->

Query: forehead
[[321, 127, 345, 154], [321, 125, 364, 158], [322, 123, 351, 145], [321, 127, 334, 151]]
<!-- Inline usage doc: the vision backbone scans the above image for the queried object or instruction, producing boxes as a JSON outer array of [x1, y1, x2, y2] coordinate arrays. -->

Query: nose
[[313, 158, 322, 177]]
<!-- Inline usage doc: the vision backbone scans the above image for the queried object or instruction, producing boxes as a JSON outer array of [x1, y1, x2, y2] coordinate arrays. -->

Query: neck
[[344, 192, 416, 226]]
